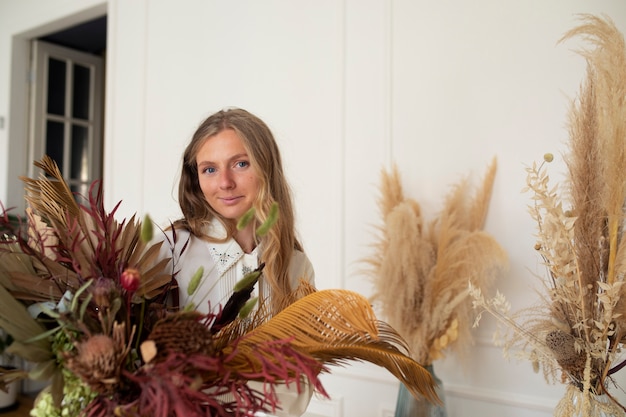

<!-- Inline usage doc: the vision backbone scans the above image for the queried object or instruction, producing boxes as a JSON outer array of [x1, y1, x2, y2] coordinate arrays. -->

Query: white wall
[[0, 0, 106, 213], [2, 1, 626, 416]]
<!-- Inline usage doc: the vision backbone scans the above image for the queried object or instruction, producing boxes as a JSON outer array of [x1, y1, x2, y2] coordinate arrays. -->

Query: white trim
[[445, 382, 556, 412], [29, 40, 103, 187], [305, 395, 343, 417], [6, 3, 106, 212], [383, 0, 393, 168]]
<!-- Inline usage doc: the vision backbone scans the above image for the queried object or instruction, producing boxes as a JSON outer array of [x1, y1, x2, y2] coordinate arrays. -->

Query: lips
[[219, 196, 243, 206]]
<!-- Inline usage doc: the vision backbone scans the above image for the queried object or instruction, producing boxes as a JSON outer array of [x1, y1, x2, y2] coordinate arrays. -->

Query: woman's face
[[195, 128, 261, 221]]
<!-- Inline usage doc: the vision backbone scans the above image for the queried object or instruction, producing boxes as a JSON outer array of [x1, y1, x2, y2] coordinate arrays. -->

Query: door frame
[[6, 3, 106, 213]]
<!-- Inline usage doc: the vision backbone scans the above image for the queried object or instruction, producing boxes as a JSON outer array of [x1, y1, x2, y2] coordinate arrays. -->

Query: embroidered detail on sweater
[[209, 246, 243, 275]]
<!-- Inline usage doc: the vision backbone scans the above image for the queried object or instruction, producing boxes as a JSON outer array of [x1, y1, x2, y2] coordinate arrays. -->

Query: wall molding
[[444, 382, 555, 412], [324, 363, 398, 386], [324, 360, 558, 414], [305, 395, 343, 417]]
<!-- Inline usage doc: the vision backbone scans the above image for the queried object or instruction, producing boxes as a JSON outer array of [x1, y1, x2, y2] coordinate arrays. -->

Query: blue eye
[[203, 167, 216, 174], [236, 161, 249, 168]]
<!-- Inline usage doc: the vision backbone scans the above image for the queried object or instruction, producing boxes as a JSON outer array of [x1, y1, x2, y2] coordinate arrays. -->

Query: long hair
[[176, 108, 302, 313]]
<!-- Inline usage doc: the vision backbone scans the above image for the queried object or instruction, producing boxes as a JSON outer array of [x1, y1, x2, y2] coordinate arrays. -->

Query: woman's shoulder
[[289, 249, 315, 286], [150, 225, 195, 258], [152, 225, 192, 243]]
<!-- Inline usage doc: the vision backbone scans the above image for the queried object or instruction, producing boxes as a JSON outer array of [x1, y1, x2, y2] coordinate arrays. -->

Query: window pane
[[71, 124, 89, 181], [72, 64, 91, 120], [47, 58, 66, 116], [70, 182, 91, 204], [46, 120, 65, 171]]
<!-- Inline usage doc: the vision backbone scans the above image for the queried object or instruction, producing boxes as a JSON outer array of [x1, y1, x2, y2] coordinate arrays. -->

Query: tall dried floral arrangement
[[471, 14, 626, 415], [0, 156, 439, 416], [364, 159, 507, 366]]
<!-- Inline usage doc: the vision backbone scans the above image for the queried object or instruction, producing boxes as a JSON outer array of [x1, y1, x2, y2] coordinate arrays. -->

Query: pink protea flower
[[64, 323, 132, 395], [120, 268, 141, 293], [91, 278, 120, 311]]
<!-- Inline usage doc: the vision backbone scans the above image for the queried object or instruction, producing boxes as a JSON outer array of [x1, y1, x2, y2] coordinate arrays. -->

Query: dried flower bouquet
[[365, 159, 507, 366], [471, 14, 626, 415], [0, 156, 439, 416]]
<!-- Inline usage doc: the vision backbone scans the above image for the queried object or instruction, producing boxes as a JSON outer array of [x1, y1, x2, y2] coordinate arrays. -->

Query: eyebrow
[[197, 153, 249, 168]]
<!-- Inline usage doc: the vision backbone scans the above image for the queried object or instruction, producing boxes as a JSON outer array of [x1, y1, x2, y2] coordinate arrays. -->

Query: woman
[[162, 107, 315, 315], [156, 107, 315, 416]]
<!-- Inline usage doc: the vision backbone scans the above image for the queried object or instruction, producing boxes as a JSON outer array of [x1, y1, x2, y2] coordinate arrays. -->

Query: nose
[[218, 170, 235, 189]]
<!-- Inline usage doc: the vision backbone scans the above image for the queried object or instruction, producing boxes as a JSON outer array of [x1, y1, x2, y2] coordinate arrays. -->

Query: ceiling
[[40, 15, 107, 55]]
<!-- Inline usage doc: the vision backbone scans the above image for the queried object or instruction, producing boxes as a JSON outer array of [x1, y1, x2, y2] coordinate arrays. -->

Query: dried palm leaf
[[227, 288, 440, 404], [0, 284, 51, 363], [21, 155, 80, 226]]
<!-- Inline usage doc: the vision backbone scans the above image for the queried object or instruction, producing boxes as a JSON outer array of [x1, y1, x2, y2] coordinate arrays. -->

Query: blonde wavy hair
[[175, 108, 302, 313]]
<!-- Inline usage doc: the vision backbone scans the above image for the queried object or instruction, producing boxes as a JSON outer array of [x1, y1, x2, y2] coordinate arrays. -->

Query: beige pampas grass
[[365, 158, 507, 365], [472, 14, 626, 414]]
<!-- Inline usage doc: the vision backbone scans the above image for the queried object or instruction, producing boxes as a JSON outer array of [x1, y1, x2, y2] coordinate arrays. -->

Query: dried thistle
[[64, 322, 133, 395], [141, 311, 215, 363], [365, 158, 507, 365]]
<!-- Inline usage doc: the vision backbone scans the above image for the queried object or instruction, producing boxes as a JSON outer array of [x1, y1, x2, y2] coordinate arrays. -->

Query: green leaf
[[187, 266, 204, 296], [27, 359, 58, 381], [236, 207, 256, 231], [70, 280, 93, 313], [233, 269, 262, 292], [141, 214, 154, 243], [238, 297, 258, 319], [24, 326, 62, 344], [78, 293, 93, 321], [255, 202, 279, 237]]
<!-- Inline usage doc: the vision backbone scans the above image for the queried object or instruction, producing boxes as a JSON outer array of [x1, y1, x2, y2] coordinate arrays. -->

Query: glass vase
[[554, 384, 625, 417], [394, 364, 447, 417]]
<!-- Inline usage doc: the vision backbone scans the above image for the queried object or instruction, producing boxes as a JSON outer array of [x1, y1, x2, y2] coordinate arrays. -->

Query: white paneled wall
[[2, 1, 626, 416]]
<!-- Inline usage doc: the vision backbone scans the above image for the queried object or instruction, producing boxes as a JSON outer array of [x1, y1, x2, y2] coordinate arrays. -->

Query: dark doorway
[[40, 15, 107, 56]]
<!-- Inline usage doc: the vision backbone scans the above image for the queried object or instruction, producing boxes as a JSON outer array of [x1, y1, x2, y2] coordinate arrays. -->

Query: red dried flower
[[120, 268, 141, 293]]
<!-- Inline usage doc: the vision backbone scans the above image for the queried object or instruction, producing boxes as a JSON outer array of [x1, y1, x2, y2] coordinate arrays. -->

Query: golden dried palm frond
[[366, 159, 507, 365], [14, 157, 173, 300], [224, 287, 440, 404], [21, 155, 80, 225], [0, 240, 38, 290]]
